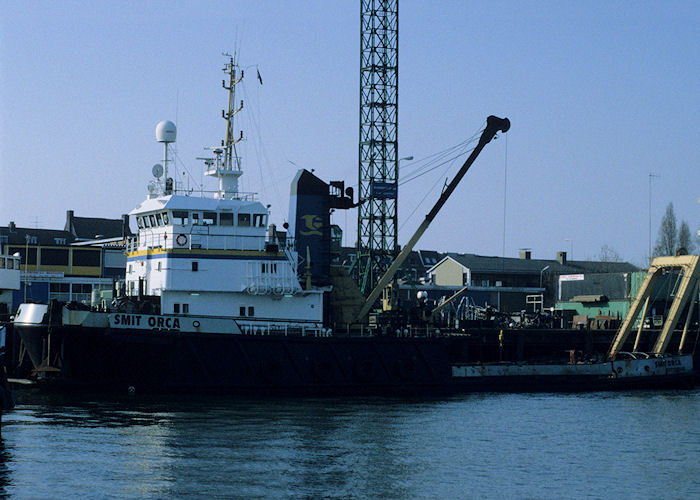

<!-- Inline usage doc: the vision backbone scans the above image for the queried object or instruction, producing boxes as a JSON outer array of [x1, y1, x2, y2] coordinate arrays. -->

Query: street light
[[539, 265, 550, 288]]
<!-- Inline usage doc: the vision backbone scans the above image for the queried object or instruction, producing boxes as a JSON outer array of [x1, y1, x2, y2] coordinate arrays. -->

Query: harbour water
[[1, 389, 700, 498]]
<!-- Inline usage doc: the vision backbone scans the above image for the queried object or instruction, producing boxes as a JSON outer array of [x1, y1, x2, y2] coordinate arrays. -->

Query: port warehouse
[[0, 209, 682, 326]]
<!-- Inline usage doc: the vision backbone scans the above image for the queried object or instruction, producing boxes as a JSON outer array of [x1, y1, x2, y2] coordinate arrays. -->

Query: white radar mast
[[203, 53, 244, 199], [155, 120, 177, 196]]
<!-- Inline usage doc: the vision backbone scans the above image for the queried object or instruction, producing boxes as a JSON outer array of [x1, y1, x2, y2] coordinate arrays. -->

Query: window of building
[[248, 306, 254, 317], [220, 213, 234, 226], [240, 306, 246, 316], [72, 249, 100, 267], [41, 248, 69, 266], [174, 303, 180, 313], [192, 261, 198, 272], [183, 304, 189, 313], [238, 213, 251, 227], [253, 214, 266, 227], [49, 282, 70, 300], [73, 283, 91, 294], [203, 211, 217, 225], [50, 283, 70, 294], [11, 246, 37, 265]]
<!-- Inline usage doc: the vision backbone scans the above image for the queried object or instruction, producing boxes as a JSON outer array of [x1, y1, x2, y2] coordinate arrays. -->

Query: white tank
[[155, 120, 177, 143]]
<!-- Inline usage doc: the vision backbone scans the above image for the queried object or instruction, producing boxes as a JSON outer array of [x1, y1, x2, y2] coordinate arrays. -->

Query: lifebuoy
[[176, 234, 188, 246]]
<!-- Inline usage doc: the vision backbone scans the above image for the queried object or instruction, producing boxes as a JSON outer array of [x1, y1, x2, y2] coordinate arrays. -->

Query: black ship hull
[[13, 323, 696, 394]]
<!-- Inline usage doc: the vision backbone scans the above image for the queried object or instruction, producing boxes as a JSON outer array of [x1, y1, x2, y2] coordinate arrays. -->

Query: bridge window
[[220, 213, 233, 226], [173, 211, 188, 225], [203, 211, 217, 225], [149, 215, 156, 227], [248, 306, 254, 317], [174, 303, 180, 313], [240, 306, 246, 316], [162, 212, 170, 225], [192, 212, 200, 225], [137, 216, 144, 229], [183, 304, 189, 313], [155, 213, 163, 226], [253, 214, 266, 227], [0, 258, 4, 269], [238, 213, 251, 227]]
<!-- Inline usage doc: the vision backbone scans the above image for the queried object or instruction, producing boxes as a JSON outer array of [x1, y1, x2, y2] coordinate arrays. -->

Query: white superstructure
[[0, 250, 20, 311], [123, 55, 324, 332]]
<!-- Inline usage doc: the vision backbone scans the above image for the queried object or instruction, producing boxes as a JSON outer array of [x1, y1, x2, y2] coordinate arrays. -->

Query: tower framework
[[357, 0, 399, 295]]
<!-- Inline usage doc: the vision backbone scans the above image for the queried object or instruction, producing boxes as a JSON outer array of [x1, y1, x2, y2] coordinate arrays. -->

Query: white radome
[[155, 120, 177, 143]]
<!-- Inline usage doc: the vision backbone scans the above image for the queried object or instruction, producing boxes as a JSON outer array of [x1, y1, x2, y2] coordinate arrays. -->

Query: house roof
[[68, 216, 131, 240], [440, 252, 638, 276], [0, 225, 74, 247], [65, 210, 132, 240]]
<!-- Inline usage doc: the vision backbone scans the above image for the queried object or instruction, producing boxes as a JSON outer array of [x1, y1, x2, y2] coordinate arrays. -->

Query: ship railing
[[172, 184, 258, 202], [237, 320, 326, 337], [127, 232, 283, 253]]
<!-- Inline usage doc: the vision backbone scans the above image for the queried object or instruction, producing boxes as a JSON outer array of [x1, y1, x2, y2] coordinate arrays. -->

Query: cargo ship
[[12, 57, 696, 394]]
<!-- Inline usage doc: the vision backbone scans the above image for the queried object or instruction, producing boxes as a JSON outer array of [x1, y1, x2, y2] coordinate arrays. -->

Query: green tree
[[653, 202, 677, 257], [678, 220, 696, 254]]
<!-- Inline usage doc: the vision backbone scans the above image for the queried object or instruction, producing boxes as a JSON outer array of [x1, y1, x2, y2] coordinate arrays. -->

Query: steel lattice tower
[[357, 0, 399, 295]]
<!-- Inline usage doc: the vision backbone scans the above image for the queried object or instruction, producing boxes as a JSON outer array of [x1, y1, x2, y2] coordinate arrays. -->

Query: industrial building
[[0, 211, 131, 310]]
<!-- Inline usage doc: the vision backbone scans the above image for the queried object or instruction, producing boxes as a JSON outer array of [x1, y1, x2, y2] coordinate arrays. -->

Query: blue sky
[[1, 1, 698, 266]]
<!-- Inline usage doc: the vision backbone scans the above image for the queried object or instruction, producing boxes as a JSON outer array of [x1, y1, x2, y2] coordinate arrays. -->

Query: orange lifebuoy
[[176, 234, 188, 246]]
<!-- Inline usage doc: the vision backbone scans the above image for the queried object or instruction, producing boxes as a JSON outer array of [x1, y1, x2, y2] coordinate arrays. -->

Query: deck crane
[[354, 115, 510, 323]]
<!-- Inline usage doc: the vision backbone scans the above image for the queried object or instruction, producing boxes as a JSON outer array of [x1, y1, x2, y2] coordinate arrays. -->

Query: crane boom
[[354, 115, 510, 323]]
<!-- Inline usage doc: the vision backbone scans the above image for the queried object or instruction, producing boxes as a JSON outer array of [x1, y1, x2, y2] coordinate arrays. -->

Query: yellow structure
[[608, 255, 700, 359]]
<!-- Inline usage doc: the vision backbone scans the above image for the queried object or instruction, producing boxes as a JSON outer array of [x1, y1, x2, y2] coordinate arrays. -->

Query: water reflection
[[1, 390, 699, 497]]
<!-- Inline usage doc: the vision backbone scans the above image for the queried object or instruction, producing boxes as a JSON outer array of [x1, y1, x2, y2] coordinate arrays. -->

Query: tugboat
[[12, 56, 695, 394]]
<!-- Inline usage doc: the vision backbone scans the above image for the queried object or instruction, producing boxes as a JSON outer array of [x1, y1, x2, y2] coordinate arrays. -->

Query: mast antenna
[[204, 52, 245, 199]]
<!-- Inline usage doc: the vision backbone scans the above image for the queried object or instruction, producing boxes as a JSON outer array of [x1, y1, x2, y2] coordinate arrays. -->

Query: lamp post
[[539, 265, 550, 288], [648, 172, 659, 264]]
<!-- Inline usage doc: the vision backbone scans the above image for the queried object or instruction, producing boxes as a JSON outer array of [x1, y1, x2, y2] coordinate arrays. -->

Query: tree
[[599, 244, 622, 262], [598, 244, 624, 272], [653, 202, 677, 257], [678, 220, 696, 254]]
